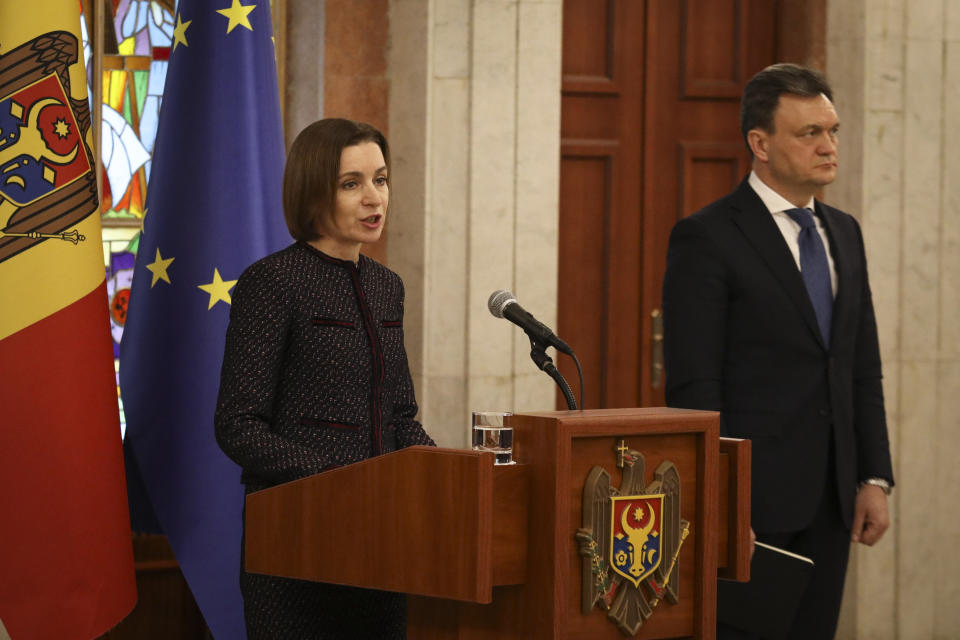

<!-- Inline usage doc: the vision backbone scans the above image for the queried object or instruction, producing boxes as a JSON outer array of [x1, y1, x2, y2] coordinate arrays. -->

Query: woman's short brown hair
[[282, 118, 390, 241]]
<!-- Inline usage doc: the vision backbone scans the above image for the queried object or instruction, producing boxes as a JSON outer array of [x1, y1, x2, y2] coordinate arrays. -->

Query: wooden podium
[[244, 408, 750, 639]]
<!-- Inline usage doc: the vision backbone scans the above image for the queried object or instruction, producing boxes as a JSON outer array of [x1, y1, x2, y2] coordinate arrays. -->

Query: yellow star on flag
[[145, 248, 174, 287], [198, 268, 238, 309], [217, 0, 256, 34], [172, 13, 191, 51]]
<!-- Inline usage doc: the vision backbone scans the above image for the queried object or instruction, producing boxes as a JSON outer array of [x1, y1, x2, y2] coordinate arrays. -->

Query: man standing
[[662, 63, 894, 639]]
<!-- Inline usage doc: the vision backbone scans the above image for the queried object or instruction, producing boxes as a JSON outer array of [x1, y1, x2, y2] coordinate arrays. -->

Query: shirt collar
[[748, 171, 815, 214]]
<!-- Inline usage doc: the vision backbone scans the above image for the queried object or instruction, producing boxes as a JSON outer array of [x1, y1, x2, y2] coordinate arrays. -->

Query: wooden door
[[557, 0, 646, 411], [557, 0, 777, 409]]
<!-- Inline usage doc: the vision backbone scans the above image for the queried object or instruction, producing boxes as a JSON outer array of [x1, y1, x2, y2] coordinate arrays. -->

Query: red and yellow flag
[[0, 2, 137, 637]]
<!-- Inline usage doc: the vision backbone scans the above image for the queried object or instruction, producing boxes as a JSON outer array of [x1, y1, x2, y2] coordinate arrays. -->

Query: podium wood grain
[[244, 447, 528, 603], [245, 409, 748, 639], [412, 408, 724, 639], [717, 437, 752, 581]]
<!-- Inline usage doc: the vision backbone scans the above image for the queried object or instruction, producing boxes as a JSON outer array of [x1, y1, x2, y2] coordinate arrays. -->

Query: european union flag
[[120, 2, 289, 637]]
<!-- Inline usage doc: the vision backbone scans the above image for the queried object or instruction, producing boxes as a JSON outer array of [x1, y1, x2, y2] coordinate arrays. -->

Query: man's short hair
[[740, 63, 833, 151], [282, 118, 390, 242]]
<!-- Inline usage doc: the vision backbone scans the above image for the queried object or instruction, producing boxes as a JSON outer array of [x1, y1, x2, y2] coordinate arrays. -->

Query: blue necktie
[[784, 208, 832, 345]]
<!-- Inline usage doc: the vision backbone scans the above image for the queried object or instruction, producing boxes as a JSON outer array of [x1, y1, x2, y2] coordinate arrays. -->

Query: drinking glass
[[471, 411, 514, 465]]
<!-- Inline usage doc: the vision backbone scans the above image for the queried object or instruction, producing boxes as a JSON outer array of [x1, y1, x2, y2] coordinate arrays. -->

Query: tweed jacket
[[215, 241, 435, 492]]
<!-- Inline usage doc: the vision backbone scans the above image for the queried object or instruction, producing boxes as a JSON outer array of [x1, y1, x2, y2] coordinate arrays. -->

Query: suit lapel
[[727, 179, 827, 349]]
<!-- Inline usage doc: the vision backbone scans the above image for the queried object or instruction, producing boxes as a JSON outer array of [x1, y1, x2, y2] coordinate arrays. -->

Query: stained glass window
[[102, 0, 173, 223], [81, 0, 176, 435]]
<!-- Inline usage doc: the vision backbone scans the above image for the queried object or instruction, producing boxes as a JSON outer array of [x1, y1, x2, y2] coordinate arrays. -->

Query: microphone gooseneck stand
[[528, 336, 581, 410], [488, 289, 584, 409]]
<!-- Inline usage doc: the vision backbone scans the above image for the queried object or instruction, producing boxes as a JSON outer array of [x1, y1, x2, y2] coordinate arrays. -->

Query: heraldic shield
[[0, 74, 90, 208], [610, 494, 664, 588], [576, 440, 691, 636], [0, 31, 96, 267]]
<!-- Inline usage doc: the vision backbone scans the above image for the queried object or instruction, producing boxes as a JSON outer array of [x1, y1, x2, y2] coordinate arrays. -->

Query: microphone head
[[488, 290, 516, 319]]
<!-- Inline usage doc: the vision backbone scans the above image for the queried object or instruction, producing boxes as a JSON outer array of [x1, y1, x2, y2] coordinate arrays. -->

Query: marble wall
[[828, 0, 960, 637], [388, 0, 563, 448], [282, 0, 324, 149]]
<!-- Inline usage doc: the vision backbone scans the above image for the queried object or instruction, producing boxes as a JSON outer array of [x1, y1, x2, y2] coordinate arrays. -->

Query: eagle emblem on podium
[[576, 440, 691, 636]]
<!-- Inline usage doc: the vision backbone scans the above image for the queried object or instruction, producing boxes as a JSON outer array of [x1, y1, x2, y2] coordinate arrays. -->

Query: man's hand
[[851, 483, 890, 546], [749, 527, 756, 559]]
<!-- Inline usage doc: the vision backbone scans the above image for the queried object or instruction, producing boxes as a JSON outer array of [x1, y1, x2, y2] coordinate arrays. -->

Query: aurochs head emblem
[[611, 494, 663, 586]]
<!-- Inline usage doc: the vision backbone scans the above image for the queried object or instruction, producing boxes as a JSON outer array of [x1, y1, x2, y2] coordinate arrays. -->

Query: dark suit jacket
[[662, 178, 893, 532]]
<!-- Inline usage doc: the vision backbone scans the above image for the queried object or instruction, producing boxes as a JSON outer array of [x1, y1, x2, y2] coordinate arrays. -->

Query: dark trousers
[[719, 473, 851, 640]]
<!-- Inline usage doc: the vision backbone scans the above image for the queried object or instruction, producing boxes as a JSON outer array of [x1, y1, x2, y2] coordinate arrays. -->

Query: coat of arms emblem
[[0, 31, 95, 264], [576, 440, 690, 636]]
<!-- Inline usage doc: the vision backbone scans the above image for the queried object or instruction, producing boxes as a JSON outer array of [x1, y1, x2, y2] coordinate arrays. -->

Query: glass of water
[[471, 411, 514, 465]]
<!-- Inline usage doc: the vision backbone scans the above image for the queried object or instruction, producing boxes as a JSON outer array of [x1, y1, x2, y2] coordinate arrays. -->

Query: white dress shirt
[[748, 171, 838, 297]]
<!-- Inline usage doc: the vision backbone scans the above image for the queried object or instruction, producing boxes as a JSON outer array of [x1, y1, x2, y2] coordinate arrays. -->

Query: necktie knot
[[785, 207, 816, 229]]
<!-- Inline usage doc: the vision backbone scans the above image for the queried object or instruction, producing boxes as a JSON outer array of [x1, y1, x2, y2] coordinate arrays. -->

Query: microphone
[[487, 290, 573, 355]]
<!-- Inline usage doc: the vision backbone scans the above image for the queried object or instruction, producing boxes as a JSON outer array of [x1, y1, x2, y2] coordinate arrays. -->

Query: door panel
[[557, 153, 611, 403], [558, 0, 777, 410], [558, 0, 644, 410]]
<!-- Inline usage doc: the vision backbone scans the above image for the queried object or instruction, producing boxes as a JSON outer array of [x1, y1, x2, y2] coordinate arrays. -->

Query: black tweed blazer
[[215, 241, 435, 491]]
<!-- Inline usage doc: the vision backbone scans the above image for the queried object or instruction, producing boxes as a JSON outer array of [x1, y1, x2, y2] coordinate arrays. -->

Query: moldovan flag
[[0, 3, 137, 639]]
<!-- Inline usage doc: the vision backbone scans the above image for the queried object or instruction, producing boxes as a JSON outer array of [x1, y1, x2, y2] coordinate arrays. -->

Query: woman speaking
[[215, 118, 435, 639]]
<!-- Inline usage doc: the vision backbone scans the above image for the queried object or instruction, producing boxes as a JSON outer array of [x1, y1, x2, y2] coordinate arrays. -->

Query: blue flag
[[120, 2, 289, 637]]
